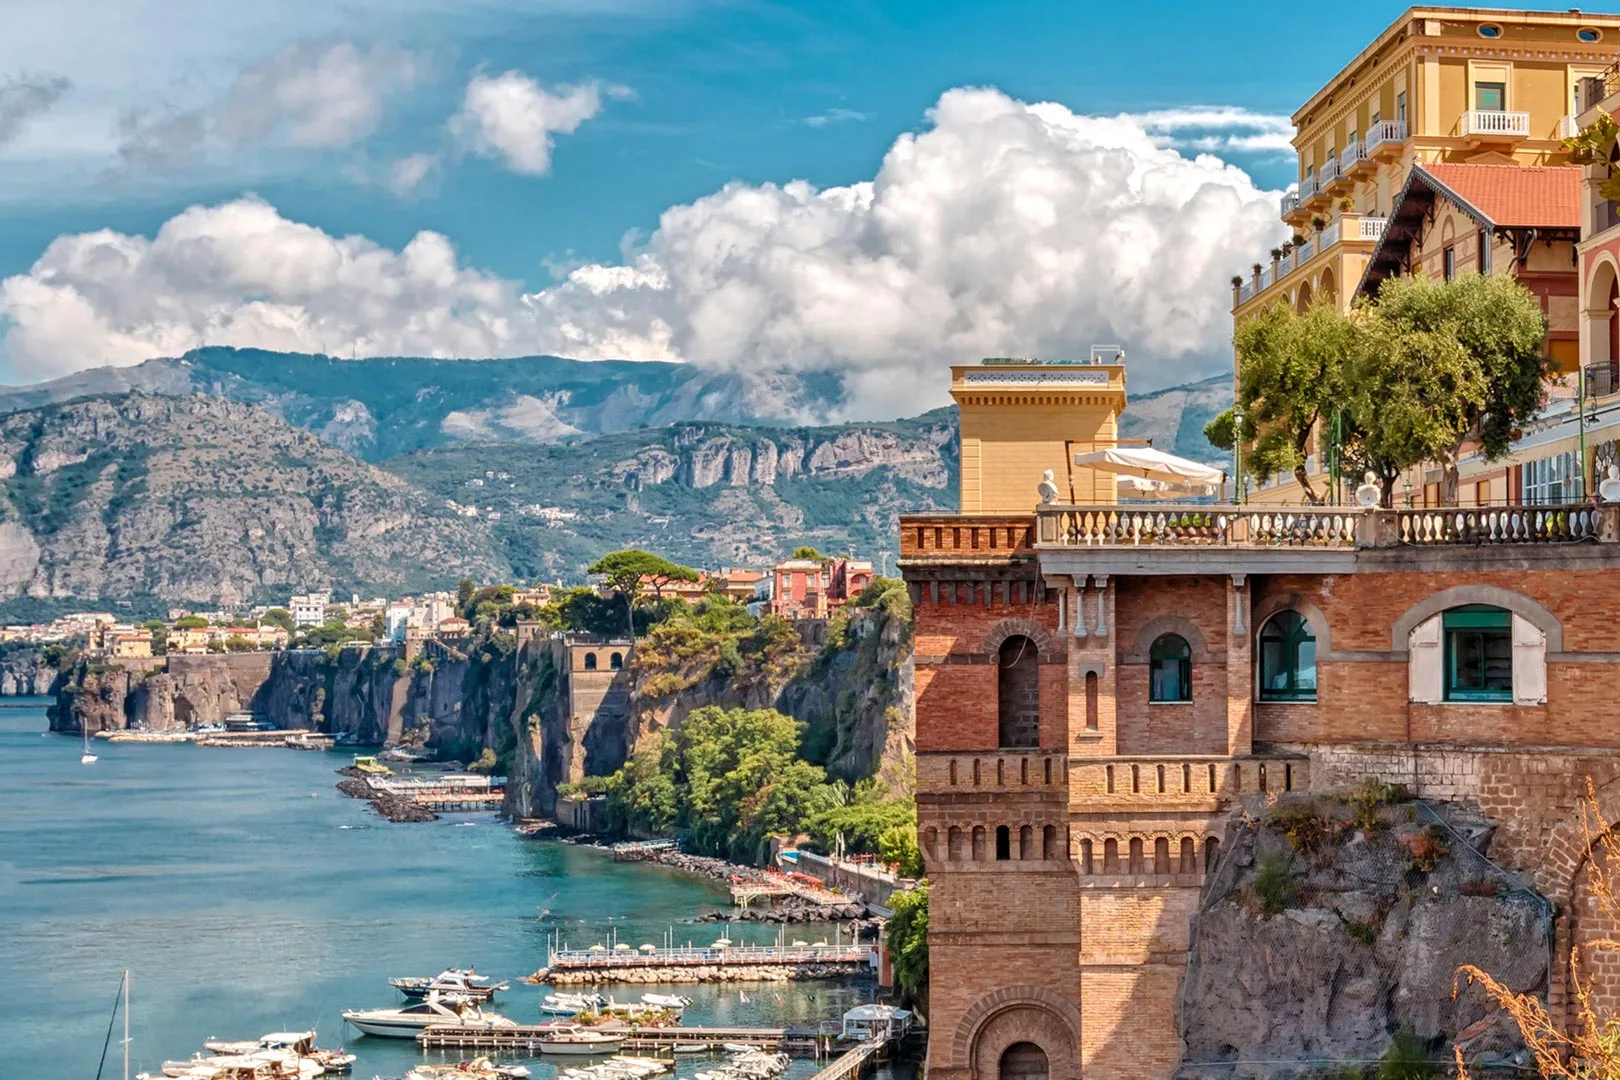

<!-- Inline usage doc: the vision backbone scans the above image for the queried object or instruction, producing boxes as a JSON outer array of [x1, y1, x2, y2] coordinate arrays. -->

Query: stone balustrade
[[1067, 754, 1309, 803]]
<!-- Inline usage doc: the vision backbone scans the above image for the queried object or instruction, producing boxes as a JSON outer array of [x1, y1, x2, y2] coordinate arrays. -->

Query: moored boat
[[342, 993, 517, 1038], [534, 1025, 627, 1056], [199, 1031, 353, 1072], [638, 993, 691, 1009], [392, 968, 507, 1002], [404, 1059, 530, 1080]]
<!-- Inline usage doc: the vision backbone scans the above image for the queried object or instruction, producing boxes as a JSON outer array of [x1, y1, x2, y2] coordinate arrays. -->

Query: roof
[[1420, 164, 1580, 230], [1359, 164, 1581, 296], [844, 1004, 912, 1020]]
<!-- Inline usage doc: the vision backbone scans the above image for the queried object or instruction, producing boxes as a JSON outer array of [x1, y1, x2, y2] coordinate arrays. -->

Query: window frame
[[1443, 605, 1513, 703], [1257, 611, 1318, 702], [1147, 633, 1192, 704], [1474, 80, 1507, 111], [1443, 246, 1456, 282]]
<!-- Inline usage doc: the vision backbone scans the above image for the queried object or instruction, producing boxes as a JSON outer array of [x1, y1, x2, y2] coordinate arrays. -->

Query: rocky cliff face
[[0, 392, 501, 608], [0, 647, 62, 695], [1176, 794, 1546, 1079]]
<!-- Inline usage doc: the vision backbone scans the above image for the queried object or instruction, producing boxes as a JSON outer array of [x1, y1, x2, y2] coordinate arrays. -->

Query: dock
[[612, 839, 680, 860], [363, 773, 506, 812], [809, 1038, 886, 1080], [729, 872, 849, 908], [418, 1024, 838, 1054], [546, 943, 869, 975]]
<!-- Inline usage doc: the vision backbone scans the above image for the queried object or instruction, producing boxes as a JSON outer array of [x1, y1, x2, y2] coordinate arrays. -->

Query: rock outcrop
[[0, 646, 62, 695], [1176, 794, 1547, 1079]]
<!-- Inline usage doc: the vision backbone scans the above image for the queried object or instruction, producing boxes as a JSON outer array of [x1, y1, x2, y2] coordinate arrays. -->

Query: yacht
[[342, 993, 517, 1039], [391, 968, 507, 1002], [405, 1060, 530, 1080], [534, 1026, 627, 1056], [638, 994, 692, 1010], [199, 1032, 354, 1073]]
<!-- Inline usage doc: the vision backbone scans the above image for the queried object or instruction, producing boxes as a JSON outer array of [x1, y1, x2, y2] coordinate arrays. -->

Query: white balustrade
[[1355, 216, 1389, 241], [1364, 120, 1407, 153], [1461, 110, 1530, 138], [1339, 141, 1366, 173]]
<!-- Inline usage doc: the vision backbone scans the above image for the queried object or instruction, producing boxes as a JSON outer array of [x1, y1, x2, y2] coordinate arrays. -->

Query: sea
[[0, 700, 896, 1080]]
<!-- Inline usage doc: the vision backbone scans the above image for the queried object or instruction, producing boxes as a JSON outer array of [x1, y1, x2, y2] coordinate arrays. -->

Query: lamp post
[[1233, 404, 1244, 505]]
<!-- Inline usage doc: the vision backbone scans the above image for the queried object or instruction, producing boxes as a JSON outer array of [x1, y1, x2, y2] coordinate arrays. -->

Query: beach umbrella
[[712, 937, 732, 947], [639, 944, 658, 952], [589, 944, 607, 952], [791, 940, 808, 947], [614, 943, 633, 951]]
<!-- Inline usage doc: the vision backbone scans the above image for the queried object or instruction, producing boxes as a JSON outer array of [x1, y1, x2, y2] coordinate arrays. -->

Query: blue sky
[[0, 1, 1594, 409]]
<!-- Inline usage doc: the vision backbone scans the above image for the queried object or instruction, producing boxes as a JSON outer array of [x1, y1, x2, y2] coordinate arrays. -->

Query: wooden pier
[[418, 1024, 826, 1053], [545, 943, 870, 976], [809, 1038, 886, 1080], [729, 874, 848, 908]]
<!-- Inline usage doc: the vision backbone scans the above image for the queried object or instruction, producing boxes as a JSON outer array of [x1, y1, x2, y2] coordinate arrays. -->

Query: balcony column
[[1226, 574, 1253, 757], [1067, 574, 1115, 758], [1093, 575, 1110, 638], [1046, 576, 1070, 632], [1070, 575, 1088, 639]]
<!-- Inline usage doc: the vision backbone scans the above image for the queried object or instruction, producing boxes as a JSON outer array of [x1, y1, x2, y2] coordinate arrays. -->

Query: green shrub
[[1253, 853, 1298, 915], [1350, 779, 1411, 831], [1267, 802, 1337, 854], [1376, 1031, 1437, 1079], [1344, 919, 1377, 946], [467, 747, 500, 774]]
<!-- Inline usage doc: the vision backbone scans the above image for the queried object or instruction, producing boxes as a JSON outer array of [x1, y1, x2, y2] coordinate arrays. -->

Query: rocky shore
[[544, 962, 866, 986], [335, 771, 436, 823], [697, 896, 869, 924]]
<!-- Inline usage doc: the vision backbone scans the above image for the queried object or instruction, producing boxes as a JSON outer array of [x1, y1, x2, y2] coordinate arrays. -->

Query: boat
[[638, 993, 692, 1009], [671, 1044, 713, 1055], [341, 992, 517, 1038], [534, 1025, 627, 1056], [392, 968, 508, 1001], [199, 1032, 354, 1073], [82, 724, 98, 765], [405, 1059, 531, 1080], [540, 991, 606, 1016], [159, 1054, 310, 1079], [351, 755, 392, 776]]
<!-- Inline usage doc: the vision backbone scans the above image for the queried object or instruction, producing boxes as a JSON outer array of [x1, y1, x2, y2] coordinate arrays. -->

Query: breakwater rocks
[[698, 897, 868, 923], [335, 772, 437, 823], [544, 962, 865, 986]]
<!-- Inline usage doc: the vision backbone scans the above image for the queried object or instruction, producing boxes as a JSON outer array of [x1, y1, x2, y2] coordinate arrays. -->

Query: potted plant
[[1231, 275, 1243, 288], [1252, 263, 1262, 276], [1281, 240, 1294, 256], [1291, 233, 1306, 247], [1270, 247, 1283, 260], [1338, 197, 1354, 212], [1311, 215, 1326, 232]]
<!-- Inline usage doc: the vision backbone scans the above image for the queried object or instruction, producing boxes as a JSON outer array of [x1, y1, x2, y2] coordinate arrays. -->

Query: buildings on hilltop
[[902, 347, 1620, 1078], [1232, 6, 1620, 506], [769, 555, 874, 619]]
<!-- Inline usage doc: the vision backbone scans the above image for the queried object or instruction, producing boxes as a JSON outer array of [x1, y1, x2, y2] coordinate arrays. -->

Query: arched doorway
[[999, 1043, 1048, 1080], [1294, 279, 1313, 313], [997, 636, 1039, 748], [1586, 258, 1620, 390], [1318, 266, 1337, 307]]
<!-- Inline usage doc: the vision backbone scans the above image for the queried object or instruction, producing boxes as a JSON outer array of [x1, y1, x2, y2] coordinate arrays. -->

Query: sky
[[0, 0, 1593, 415]]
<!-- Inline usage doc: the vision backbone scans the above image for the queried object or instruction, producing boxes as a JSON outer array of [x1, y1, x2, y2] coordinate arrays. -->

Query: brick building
[[903, 363, 1620, 1079]]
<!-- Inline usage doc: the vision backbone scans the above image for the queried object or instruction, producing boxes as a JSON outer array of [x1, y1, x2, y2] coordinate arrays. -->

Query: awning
[[1073, 447, 1225, 487]]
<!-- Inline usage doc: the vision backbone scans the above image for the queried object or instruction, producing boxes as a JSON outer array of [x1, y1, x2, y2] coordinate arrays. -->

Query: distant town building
[[288, 593, 328, 627], [769, 556, 872, 619]]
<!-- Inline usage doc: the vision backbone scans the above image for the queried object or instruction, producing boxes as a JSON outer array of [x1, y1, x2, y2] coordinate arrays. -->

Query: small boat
[[639, 993, 692, 1009], [721, 1044, 757, 1055], [535, 1025, 627, 1056], [672, 1044, 713, 1055], [392, 969, 507, 1001], [82, 725, 97, 765], [540, 991, 605, 1016], [342, 992, 517, 1038], [199, 1032, 353, 1073]]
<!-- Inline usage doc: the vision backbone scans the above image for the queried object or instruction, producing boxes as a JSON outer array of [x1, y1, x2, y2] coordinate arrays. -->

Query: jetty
[[365, 773, 506, 812], [612, 839, 679, 860], [418, 1023, 841, 1054], [729, 871, 848, 908], [533, 942, 871, 986]]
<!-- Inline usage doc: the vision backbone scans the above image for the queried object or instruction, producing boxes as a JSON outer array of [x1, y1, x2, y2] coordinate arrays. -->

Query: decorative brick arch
[[1540, 776, 1620, 905], [983, 618, 1057, 662], [953, 985, 1080, 1080], [1390, 585, 1563, 653], [1123, 615, 1211, 663]]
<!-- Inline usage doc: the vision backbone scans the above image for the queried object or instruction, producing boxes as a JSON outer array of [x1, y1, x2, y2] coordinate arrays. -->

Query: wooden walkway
[[729, 876, 847, 907], [546, 944, 869, 973], [809, 1039, 885, 1080], [419, 1025, 804, 1052]]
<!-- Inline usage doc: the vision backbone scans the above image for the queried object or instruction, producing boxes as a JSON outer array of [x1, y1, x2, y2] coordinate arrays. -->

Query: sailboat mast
[[122, 969, 129, 1080]]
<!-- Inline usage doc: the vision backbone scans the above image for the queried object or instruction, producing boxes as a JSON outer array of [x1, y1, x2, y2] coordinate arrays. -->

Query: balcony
[[1034, 504, 1617, 551], [1364, 120, 1408, 159], [1233, 216, 1385, 306], [1280, 190, 1301, 220], [1297, 173, 1324, 209], [1317, 157, 1343, 194], [1582, 63, 1620, 114], [1560, 114, 1580, 140], [1340, 139, 1373, 179], [1460, 109, 1530, 143]]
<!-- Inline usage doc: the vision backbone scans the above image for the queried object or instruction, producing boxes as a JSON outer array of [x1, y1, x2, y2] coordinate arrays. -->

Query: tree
[[588, 550, 700, 641], [173, 615, 208, 630], [1455, 779, 1620, 1079], [1351, 273, 1548, 505], [456, 577, 477, 614], [259, 609, 294, 633], [791, 546, 829, 563], [1206, 298, 1359, 504], [879, 824, 924, 879], [887, 882, 930, 1010]]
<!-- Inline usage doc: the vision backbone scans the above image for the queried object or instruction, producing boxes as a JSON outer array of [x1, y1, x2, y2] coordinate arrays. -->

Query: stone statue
[[1354, 471, 1381, 509], [1601, 464, 1620, 504], [1038, 469, 1060, 505]]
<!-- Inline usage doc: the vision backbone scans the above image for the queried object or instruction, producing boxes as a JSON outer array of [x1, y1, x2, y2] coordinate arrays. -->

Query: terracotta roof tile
[[1421, 163, 1581, 229]]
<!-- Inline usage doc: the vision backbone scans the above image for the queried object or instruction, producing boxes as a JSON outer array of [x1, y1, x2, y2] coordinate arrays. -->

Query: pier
[[546, 943, 870, 973], [808, 1038, 886, 1080], [728, 872, 848, 908], [364, 774, 506, 812], [418, 1024, 842, 1054]]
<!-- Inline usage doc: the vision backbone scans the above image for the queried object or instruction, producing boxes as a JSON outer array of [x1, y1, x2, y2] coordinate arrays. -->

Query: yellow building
[[1234, 6, 1620, 505], [951, 350, 1126, 513]]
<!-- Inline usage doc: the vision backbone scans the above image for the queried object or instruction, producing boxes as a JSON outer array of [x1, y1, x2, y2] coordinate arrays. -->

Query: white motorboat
[[534, 1025, 627, 1056], [199, 1032, 353, 1073], [392, 969, 507, 1001], [638, 993, 692, 1009], [405, 1059, 531, 1080], [161, 1054, 309, 1079], [342, 993, 517, 1038], [671, 1044, 713, 1055], [540, 991, 605, 1015]]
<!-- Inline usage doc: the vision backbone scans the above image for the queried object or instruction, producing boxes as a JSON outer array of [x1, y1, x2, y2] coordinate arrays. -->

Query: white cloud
[[387, 152, 440, 196], [0, 73, 71, 146], [1128, 106, 1295, 154], [452, 71, 613, 175], [0, 87, 1289, 410], [217, 41, 426, 149], [804, 107, 868, 129]]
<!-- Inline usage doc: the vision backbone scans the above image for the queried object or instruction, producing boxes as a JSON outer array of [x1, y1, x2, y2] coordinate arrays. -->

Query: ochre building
[[904, 362, 1620, 1080]]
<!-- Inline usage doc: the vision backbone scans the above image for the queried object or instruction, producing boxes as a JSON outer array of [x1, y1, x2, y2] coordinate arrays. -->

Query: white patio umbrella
[[1116, 475, 1218, 500], [1074, 447, 1226, 500]]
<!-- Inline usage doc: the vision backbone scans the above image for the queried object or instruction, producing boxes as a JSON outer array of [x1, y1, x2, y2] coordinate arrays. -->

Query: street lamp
[[1233, 404, 1244, 505]]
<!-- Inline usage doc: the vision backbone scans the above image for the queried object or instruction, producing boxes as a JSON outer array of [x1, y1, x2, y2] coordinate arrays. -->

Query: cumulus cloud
[[387, 152, 440, 196], [217, 41, 426, 149], [452, 71, 614, 175], [0, 73, 71, 146], [1, 87, 1288, 410], [804, 107, 868, 128]]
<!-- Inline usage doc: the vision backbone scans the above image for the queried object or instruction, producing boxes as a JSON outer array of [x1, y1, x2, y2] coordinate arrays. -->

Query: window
[[1443, 246, 1456, 282], [995, 825, 1011, 861], [1396, 92, 1407, 126], [1444, 606, 1512, 702], [609, 652, 623, 670], [1148, 633, 1192, 702], [1521, 450, 1582, 504], [1258, 611, 1317, 701], [1478, 231, 1490, 275], [1579, 28, 1603, 44], [1477, 23, 1502, 39], [1475, 81, 1506, 111], [997, 635, 1040, 748], [583, 652, 597, 671]]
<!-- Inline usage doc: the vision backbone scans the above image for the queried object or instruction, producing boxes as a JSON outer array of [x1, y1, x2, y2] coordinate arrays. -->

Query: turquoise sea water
[[0, 701, 884, 1079]]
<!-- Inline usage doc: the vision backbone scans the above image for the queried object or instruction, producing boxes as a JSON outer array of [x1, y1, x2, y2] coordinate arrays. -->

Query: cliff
[[1175, 791, 1547, 1079], [0, 645, 63, 695], [0, 392, 501, 611]]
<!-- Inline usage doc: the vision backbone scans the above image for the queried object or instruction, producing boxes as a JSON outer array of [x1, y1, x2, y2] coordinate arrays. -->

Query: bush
[[1350, 779, 1411, 832], [1404, 828, 1448, 874], [1377, 1031, 1437, 1079], [1345, 918, 1377, 946], [467, 747, 500, 774], [1267, 802, 1337, 854], [710, 638, 742, 680], [1253, 853, 1298, 915], [887, 882, 929, 1009]]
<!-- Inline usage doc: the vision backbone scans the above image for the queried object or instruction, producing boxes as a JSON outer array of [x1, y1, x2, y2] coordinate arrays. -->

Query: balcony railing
[[1461, 110, 1531, 139], [1234, 218, 1384, 306], [1032, 504, 1619, 549], [1280, 190, 1301, 218], [1583, 63, 1620, 113], [899, 515, 1036, 558], [1317, 158, 1341, 187], [1353, 215, 1389, 242], [1364, 120, 1408, 155], [1339, 140, 1368, 174], [1560, 114, 1580, 140], [1297, 174, 1319, 201]]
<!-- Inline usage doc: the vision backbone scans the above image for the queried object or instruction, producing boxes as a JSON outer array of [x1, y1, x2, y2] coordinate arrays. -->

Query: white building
[[288, 592, 328, 627]]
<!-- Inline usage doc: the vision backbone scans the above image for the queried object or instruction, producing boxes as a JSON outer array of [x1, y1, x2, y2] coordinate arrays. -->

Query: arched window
[[1149, 633, 1191, 702], [583, 652, 598, 671], [997, 635, 1040, 748], [609, 652, 623, 670], [1258, 611, 1316, 701], [995, 825, 1011, 861], [1000, 1043, 1049, 1080], [1444, 605, 1512, 702]]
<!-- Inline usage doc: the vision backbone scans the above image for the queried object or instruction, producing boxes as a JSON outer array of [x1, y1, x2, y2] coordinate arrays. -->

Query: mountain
[[0, 393, 501, 617], [383, 411, 960, 577], [0, 349, 1232, 463]]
